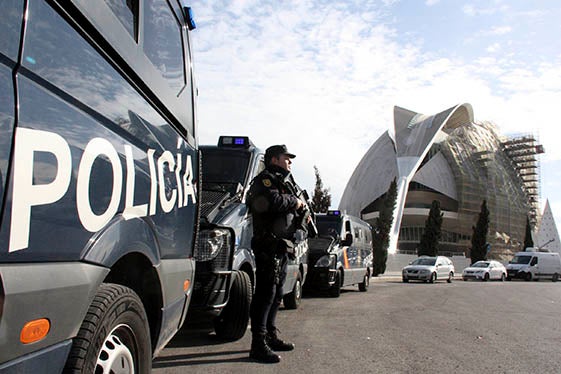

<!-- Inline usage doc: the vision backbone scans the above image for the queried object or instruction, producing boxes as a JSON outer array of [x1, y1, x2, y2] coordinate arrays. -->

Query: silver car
[[463, 260, 507, 281], [402, 256, 455, 283]]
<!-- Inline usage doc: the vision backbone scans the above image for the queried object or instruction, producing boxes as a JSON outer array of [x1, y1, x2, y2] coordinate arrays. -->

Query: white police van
[[0, 1, 201, 372]]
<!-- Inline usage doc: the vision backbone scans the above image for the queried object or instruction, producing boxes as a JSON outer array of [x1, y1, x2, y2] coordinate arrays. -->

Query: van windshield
[[316, 216, 342, 238], [201, 148, 251, 195], [511, 255, 532, 265]]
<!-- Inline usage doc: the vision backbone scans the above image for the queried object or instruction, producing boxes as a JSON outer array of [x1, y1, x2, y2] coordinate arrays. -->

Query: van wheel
[[447, 272, 454, 283], [64, 283, 151, 374], [553, 273, 559, 282], [283, 273, 302, 309], [358, 271, 370, 292], [214, 270, 251, 341], [483, 273, 489, 282], [524, 272, 532, 281], [328, 270, 341, 298]]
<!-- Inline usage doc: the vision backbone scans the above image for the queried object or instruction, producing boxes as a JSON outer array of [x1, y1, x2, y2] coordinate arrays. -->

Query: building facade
[[339, 104, 543, 259]]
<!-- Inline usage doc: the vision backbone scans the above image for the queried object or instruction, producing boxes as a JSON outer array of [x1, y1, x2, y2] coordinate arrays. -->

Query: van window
[[144, 0, 185, 93], [530, 257, 538, 266], [104, 0, 138, 40]]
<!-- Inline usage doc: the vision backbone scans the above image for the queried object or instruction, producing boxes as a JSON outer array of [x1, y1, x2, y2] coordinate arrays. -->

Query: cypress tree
[[372, 178, 397, 276], [418, 200, 443, 257], [311, 166, 331, 213], [471, 200, 490, 264]]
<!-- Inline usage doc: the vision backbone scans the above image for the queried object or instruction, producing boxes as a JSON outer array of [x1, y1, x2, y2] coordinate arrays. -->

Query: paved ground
[[153, 276, 561, 373]]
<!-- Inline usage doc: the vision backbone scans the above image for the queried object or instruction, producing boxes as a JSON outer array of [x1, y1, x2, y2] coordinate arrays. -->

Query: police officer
[[246, 144, 306, 363]]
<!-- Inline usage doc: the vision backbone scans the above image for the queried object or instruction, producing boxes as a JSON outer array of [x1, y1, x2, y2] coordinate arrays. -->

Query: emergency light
[[327, 210, 341, 216], [218, 136, 253, 149]]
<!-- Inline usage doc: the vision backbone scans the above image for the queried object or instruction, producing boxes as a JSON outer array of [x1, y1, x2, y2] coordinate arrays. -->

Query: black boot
[[266, 329, 295, 351], [250, 334, 281, 363]]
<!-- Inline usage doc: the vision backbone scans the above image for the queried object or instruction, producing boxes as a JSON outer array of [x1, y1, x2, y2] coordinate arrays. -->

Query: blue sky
[[188, 0, 561, 228]]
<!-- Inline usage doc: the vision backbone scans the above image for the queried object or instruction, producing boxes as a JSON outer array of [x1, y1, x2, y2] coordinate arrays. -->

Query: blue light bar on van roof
[[327, 210, 341, 216], [218, 136, 252, 148]]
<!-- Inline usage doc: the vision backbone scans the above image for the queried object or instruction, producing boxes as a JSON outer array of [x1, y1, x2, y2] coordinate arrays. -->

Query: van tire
[[214, 270, 251, 341], [524, 272, 532, 281], [283, 273, 302, 309], [329, 270, 342, 298], [64, 283, 151, 374], [483, 273, 489, 282], [553, 273, 559, 282], [358, 271, 369, 292]]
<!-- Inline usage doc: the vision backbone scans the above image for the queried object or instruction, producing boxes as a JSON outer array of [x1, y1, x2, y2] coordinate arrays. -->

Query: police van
[[305, 211, 372, 297], [0, 1, 200, 372], [193, 136, 308, 335]]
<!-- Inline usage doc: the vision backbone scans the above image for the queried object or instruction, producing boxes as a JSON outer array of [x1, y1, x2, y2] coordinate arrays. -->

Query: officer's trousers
[[250, 253, 288, 336]]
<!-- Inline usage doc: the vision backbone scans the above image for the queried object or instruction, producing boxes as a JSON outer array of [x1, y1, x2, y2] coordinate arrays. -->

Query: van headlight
[[196, 228, 232, 261], [315, 255, 335, 268]]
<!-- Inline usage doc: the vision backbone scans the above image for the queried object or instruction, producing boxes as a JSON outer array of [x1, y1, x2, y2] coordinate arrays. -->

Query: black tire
[[483, 273, 490, 282], [214, 270, 252, 341], [328, 270, 342, 298], [447, 272, 453, 283], [501, 273, 506, 282], [524, 272, 532, 282], [64, 283, 151, 374], [283, 273, 302, 309], [402, 278, 409, 283], [358, 271, 370, 292], [463, 277, 467, 281], [553, 273, 559, 282], [429, 272, 436, 284]]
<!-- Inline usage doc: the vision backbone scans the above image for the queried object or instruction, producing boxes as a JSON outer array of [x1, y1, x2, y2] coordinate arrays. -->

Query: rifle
[[283, 173, 319, 238]]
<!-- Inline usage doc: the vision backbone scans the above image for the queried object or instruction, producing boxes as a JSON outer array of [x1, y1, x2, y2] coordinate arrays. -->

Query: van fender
[[82, 215, 160, 267], [233, 246, 256, 273]]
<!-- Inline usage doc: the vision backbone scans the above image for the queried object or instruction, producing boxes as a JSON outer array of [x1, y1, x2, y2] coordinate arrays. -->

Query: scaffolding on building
[[500, 135, 544, 227]]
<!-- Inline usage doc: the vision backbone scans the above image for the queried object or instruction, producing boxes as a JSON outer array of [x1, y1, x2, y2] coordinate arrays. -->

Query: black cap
[[265, 145, 296, 162]]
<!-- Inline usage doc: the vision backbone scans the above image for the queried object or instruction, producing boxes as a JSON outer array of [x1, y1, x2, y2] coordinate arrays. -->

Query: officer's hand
[[296, 199, 305, 211]]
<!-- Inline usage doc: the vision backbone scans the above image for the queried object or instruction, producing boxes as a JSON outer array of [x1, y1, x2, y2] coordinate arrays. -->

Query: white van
[[506, 249, 561, 282]]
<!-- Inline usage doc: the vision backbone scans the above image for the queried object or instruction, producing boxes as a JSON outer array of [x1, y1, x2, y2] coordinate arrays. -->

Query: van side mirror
[[341, 232, 353, 246]]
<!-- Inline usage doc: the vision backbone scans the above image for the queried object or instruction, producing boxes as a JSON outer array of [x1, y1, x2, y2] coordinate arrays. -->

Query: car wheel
[[214, 270, 252, 341], [429, 272, 436, 284], [501, 273, 506, 281], [402, 278, 409, 283], [463, 277, 467, 281], [483, 273, 490, 282], [447, 272, 453, 283], [553, 273, 559, 282], [525, 272, 532, 282], [358, 271, 369, 292], [328, 270, 342, 298], [64, 283, 151, 374], [283, 273, 302, 309]]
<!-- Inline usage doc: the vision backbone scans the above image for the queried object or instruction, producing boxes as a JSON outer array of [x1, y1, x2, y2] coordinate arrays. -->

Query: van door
[[0, 1, 23, 215]]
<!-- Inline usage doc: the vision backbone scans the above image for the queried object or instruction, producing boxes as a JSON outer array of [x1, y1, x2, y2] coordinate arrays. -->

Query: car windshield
[[472, 262, 490, 268], [316, 216, 342, 237], [201, 148, 251, 195], [511, 255, 532, 265], [411, 258, 436, 266]]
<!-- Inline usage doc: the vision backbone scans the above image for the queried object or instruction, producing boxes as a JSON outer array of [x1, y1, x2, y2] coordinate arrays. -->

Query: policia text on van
[[0, 1, 201, 373]]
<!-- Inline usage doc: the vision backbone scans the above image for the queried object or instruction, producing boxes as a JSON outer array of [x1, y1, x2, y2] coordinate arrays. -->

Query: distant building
[[339, 104, 544, 259]]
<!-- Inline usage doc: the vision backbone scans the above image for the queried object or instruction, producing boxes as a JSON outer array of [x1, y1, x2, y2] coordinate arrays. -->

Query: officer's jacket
[[246, 165, 299, 248]]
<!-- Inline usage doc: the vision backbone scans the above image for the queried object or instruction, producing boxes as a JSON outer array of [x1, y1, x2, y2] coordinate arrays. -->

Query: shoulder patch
[[262, 179, 272, 187]]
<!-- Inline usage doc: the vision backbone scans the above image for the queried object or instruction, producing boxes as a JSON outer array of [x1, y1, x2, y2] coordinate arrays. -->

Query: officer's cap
[[265, 144, 296, 161]]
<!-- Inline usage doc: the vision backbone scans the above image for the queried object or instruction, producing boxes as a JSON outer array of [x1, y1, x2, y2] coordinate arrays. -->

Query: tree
[[372, 178, 397, 276], [311, 166, 331, 213], [523, 216, 534, 250], [418, 200, 443, 257], [471, 200, 490, 264]]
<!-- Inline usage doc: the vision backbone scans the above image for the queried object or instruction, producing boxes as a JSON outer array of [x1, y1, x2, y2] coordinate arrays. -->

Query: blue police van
[[305, 211, 372, 297], [0, 1, 200, 372], [192, 136, 308, 341]]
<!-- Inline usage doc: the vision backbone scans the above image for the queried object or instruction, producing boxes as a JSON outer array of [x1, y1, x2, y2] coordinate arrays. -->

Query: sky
[[187, 0, 561, 229]]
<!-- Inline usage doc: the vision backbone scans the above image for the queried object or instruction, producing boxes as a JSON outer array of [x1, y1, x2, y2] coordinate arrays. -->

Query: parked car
[[506, 249, 561, 281], [462, 260, 507, 281], [402, 256, 455, 283]]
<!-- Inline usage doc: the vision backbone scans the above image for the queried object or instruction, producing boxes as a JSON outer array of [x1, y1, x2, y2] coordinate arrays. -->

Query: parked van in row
[[506, 249, 561, 282]]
